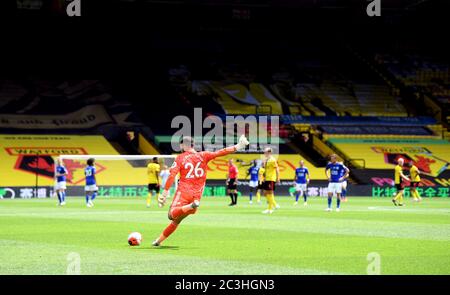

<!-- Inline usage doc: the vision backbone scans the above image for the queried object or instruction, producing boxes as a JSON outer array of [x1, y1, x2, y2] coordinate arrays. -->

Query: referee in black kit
[[227, 159, 239, 206]]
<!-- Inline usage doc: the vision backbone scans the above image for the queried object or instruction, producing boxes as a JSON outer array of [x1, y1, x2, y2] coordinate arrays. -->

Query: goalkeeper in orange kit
[[151, 134, 249, 246]]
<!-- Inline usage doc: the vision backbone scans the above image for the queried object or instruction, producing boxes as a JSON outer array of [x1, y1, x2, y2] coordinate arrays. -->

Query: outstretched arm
[[159, 159, 181, 207], [207, 146, 238, 161], [164, 159, 181, 191], [204, 135, 249, 162]]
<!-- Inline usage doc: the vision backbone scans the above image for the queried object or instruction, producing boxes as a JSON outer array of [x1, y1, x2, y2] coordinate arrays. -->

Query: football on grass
[[128, 232, 142, 246]]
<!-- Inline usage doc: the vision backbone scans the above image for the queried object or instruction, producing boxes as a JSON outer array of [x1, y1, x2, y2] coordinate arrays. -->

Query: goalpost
[[55, 154, 178, 199]]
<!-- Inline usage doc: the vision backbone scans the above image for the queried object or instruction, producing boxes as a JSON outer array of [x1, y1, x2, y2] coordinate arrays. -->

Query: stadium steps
[[320, 83, 362, 116], [138, 134, 161, 155], [312, 136, 364, 184], [310, 97, 338, 116], [289, 133, 328, 167], [349, 47, 398, 89], [289, 134, 362, 184], [249, 83, 284, 114], [269, 84, 308, 115], [109, 141, 132, 155], [208, 81, 259, 114], [311, 134, 336, 159], [109, 132, 142, 155], [310, 134, 360, 183], [295, 85, 327, 116], [345, 48, 408, 117], [427, 124, 447, 139]]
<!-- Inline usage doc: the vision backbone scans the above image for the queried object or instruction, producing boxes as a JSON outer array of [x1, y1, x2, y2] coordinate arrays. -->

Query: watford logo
[[6, 147, 106, 184], [372, 146, 449, 177]]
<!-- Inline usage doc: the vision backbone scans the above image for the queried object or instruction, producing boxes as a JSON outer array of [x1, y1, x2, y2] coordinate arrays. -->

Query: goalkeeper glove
[[158, 189, 169, 207], [236, 134, 249, 151]]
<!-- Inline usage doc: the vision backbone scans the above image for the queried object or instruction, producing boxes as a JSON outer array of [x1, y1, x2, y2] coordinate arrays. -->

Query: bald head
[[180, 136, 194, 152], [264, 147, 272, 158]]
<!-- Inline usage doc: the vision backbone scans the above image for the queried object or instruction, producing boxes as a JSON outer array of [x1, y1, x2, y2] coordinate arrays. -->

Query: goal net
[[56, 155, 177, 198]]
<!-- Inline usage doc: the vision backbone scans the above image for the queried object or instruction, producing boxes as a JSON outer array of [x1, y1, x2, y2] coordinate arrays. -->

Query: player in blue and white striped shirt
[[246, 161, 260, 204], [338, 161, 349, 202], [325, 155, 349, 212], [294, 160, 309, 206], [85, 158, 98, 208], [54, 158, 68, 206]]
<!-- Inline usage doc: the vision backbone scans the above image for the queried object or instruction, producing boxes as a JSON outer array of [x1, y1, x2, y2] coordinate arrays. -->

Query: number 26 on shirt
[[185, 162, 205, 178]]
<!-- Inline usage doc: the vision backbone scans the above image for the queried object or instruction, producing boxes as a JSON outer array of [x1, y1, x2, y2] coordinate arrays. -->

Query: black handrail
[[348, 158, 366, 169]]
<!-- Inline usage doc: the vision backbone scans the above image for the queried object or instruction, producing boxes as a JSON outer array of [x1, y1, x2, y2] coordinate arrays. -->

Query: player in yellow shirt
[[261, 147, 280, 214], [146, 157, 161, 207], [408, 162, 422, 202], [257, 165, 265, 204], [392, 158, 409, 206]]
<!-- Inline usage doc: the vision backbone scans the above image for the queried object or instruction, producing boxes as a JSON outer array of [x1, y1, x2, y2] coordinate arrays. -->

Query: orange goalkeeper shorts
[[170, 190, 201, 209]]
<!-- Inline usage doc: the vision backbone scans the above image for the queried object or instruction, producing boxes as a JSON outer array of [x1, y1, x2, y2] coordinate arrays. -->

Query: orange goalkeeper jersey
[[164, 146, 237, 198]]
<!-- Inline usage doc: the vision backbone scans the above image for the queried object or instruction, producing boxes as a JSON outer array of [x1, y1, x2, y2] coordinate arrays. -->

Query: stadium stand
[[374, 53, 449, 124], [0, 79, 158, 155], [0, 134, 330, 185], [206, 81, 263, 114], [173, 64, 284, 115], [327, 138, 450, 173], [291, 61, 407, 117], [149, 50, 445, 186], [0, 45, 446, 188], [166, 56, 407, 118]]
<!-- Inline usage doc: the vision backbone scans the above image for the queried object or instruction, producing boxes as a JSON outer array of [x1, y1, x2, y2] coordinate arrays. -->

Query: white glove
[[158, 190, 169, 207], [236, 134, 249, 151]]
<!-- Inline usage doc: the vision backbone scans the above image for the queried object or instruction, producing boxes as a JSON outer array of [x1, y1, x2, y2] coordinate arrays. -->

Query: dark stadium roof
[[114, 0, 437, 10]]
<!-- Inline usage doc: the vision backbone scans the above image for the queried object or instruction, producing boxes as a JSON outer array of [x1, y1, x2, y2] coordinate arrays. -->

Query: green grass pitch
[[0, 196, 449, 275]]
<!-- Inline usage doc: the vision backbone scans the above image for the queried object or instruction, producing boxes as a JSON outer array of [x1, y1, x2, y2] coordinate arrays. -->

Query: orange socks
[[158, 221, 179, 243]]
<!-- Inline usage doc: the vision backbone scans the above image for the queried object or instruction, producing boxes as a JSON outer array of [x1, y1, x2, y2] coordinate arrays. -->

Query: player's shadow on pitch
[[135, 245, 180, 250]]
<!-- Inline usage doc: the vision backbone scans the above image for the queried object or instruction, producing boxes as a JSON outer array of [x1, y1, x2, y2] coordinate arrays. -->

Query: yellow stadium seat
[[327, 137, 450, 176]]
